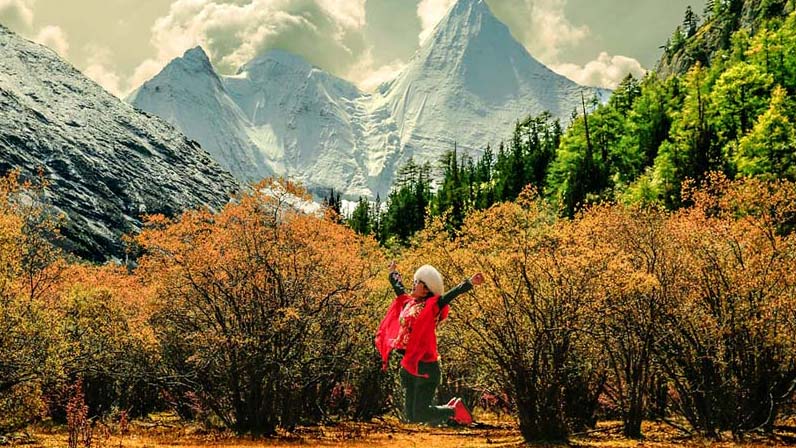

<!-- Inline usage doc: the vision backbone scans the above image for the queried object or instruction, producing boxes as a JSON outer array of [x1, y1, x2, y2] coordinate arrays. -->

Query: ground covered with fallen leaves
[[9, 412, 796, 447]]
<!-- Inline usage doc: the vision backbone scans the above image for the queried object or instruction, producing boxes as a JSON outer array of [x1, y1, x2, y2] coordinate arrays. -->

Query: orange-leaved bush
[[136, 179, 383, 434], [0, 171, 65, 432], [403, 188, 608, 441], [54, 263, 161, 419], [654, 173, 796, 437]]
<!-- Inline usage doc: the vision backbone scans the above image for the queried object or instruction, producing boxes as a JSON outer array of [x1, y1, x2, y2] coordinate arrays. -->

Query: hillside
[[656, 0, 794, 77], [0, 25, 240, 260]]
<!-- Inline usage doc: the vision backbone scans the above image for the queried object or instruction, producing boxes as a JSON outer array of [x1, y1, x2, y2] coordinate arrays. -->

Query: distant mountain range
[[0, 24, 240, 261], [128, 0, 609, 198]]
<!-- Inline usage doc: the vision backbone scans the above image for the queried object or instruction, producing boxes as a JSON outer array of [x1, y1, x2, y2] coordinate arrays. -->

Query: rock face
[[0, 25, 241, 261], [655, 0, 793, 78], [129, 0, 609, 198]]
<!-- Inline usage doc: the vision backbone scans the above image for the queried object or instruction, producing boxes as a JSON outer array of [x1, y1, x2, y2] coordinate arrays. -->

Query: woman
[[375, 261, 484, 425]]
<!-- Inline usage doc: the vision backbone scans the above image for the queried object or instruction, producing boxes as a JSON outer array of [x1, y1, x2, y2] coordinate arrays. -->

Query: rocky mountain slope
[[656, 0, 793, 78], [0, 25, 241, 261]]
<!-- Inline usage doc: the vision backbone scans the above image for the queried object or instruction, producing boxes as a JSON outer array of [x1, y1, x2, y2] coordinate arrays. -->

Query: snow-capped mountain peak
[[376, 0, 607, 170], [126, 46, 270, 183], [428, 0, 497, 43], [238, 48, 314, 77], [181, 46, 215, 70], [422, 0, 558, 84], [134, 46, 221, 94], [127, 46, 223, 107], [130, 1, 610, 199]]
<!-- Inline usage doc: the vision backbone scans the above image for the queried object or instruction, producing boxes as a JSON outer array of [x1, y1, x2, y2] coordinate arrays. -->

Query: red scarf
[[375, 293, 450, 378]]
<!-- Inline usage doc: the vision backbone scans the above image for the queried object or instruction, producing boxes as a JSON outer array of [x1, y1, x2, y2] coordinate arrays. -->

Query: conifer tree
[[711, 62, 774, 150], [323, 188, 342, 220], [684, 6, 700, 38], [671, 25, 686, 53], [371, 193, 382, 240], [704, 0, 716, 19], [434, 145, 470, 233], [494, 141, 510, 201], [348, 196, 372, 235], [610, 75, 642, 114], [734, 86, 796, 180], [380, 159, 432, 244], [474, 144, 495, 209]]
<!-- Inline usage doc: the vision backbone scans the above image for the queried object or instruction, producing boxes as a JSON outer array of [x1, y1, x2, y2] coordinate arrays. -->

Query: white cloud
[[346, 48, 405, 92], [82, 45, 123, 97], [127, 58, 166, 96], [115, 0, 368, 96], [521, 0, 589, 63], [417, 0, 455, 45], [317, 0, 366, 30], [551, 51, 646, 89], [0, 0, 34, 31], [141, 0, 366, 79], [490, 1, 643, 89], [85, 63, 123, 97], [33, 25, 68, 57]]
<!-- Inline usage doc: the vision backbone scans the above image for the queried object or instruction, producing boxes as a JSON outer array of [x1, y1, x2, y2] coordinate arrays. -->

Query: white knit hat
[[413, 265, 444, 297]]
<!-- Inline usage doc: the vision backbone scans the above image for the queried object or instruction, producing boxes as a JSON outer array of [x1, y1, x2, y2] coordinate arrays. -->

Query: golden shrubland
[[1, 172, 796, 444]]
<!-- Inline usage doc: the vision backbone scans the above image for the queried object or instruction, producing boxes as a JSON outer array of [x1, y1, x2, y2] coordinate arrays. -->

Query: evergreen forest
[[336, 0, 796, 244]]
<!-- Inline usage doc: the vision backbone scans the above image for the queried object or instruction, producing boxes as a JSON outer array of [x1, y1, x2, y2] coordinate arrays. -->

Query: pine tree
[[464, 153, 476, 207], [475, 144, 495, 209], [494, 141, 510, 201], [704, 0, 716, 19], [525, 112, 560, 190], [380, 159, 432, 244], [684, 6, 700, 38], [609, 74, 642, 114], [348, 196, 371, 235], [434, 145, 469, 234], [671, 25, 686, 53], [323, 188, 342, 220], [507, 123, 528, 199], [618, 74, 673, 172], [711, 62, 774, 150]]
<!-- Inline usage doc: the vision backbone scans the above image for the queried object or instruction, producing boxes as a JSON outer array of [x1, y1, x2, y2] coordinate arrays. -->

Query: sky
[[0, 0, 706, 98]]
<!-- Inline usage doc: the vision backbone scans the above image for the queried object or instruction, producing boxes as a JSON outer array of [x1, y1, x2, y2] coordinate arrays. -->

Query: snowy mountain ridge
[[0, 24, 241, 261], [129, 0, 610, 198]]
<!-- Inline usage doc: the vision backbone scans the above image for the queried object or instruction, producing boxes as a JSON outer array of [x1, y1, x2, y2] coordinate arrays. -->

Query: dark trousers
[[400, 360, 454, 424]]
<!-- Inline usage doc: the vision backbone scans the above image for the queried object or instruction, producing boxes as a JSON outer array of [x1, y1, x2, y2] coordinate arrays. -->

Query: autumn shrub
[[0, 382, 46, 433], [350, 285, 398, 421], [393, 176, 796, 441], [0, 171, 66, 432], [351, 339, 397, 421], [654, 174, 796, 437], [56, 268, 161, 419], [136, 179, 382, 434], [403, 189, 606, 441], [0, 292, 60, 430], [67, 381, 91, 448], [582, 204, 678, 438]]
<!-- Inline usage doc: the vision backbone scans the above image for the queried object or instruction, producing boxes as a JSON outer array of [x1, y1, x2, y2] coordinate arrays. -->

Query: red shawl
[[374, 293, 450, 378]]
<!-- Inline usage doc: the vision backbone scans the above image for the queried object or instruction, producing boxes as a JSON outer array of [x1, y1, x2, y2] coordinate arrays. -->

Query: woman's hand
[[470, 273, 484, 286], [388, 260, 403, 282]]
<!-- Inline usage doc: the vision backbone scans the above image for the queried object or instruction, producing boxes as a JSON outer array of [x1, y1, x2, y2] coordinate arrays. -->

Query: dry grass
[[17, 413, 796, 448]]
